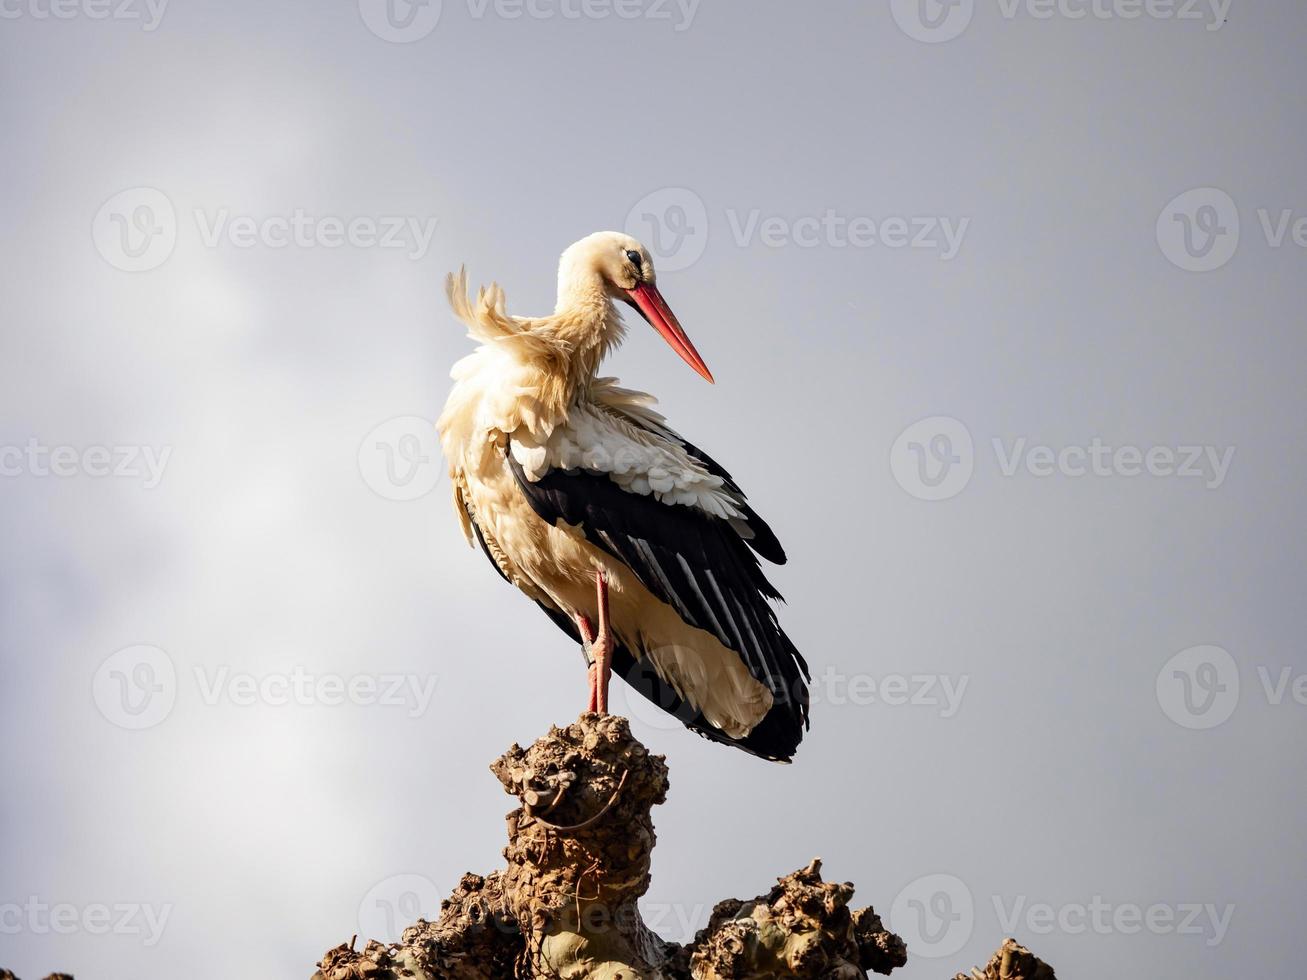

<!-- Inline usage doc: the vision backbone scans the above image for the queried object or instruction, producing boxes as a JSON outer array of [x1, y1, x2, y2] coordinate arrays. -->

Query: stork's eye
[[625, 249, 642, 269]]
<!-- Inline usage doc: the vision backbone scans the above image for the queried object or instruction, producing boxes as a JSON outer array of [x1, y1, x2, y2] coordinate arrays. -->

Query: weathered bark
[[951, 938, 1057, 980], [683, 861, 906, 979], [311, 714, 1055, 980]]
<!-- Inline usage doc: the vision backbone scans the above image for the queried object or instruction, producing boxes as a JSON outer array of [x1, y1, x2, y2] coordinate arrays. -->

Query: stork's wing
[[650, 432, 786, 566], [585, 378, 786, 564], [505, 430, 810, 753]]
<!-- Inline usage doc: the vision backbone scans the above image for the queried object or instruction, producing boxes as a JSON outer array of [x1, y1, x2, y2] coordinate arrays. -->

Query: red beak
[[625, 282, 714, 384]]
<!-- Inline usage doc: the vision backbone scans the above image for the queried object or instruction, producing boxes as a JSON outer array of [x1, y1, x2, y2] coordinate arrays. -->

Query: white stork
[[437, 231, 810, 761]]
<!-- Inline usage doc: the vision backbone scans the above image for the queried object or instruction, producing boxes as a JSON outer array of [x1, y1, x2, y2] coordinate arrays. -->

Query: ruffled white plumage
[[508, 390, 745, 521]]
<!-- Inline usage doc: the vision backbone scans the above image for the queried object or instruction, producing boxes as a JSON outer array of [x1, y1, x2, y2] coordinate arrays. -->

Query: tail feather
[[533, 599, 806, 762]]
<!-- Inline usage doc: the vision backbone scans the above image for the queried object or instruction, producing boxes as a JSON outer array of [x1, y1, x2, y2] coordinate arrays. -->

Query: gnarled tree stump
[[312, 714, 1055, 980]]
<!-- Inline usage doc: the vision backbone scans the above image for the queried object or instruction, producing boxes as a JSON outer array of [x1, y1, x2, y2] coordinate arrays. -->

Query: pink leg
[[575, 613, 599, 713], [592, 571, 613, 715], [573, 573, 613, 715]]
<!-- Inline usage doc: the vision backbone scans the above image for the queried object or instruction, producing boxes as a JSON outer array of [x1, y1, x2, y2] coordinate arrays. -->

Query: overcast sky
[[2, 1, 1304, 977]]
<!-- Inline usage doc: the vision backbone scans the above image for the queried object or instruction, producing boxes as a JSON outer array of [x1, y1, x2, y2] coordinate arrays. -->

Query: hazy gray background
[[2, 1, 1304, 977]]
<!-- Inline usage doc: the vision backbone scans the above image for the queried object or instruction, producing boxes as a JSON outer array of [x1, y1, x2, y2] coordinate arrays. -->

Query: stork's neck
[[550, 269, 627, 386], [554, 265, 610, 317]]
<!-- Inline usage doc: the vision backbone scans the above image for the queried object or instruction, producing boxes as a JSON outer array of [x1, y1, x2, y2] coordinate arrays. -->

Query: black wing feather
[[675, 437, 787, 565], [505, 441, 809, 760]]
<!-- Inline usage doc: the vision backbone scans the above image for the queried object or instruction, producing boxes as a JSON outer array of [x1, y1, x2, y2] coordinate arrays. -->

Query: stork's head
[[557, 231, 714, 383]]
